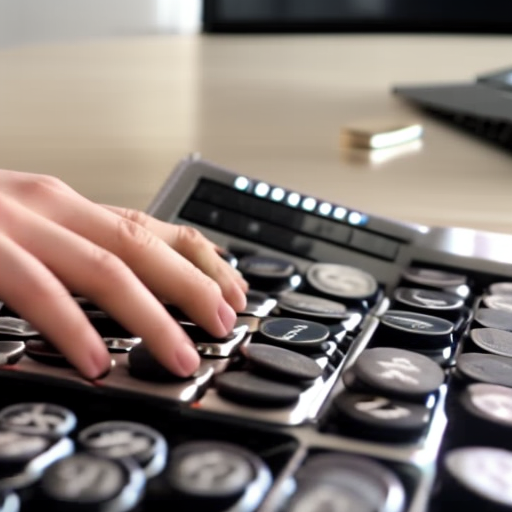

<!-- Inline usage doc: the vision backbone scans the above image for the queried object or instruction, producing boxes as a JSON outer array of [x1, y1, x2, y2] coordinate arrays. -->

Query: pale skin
[[0, 169, 249, 380]]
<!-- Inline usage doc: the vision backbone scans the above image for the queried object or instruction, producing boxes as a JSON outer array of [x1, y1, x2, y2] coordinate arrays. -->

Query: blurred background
[[1, 0, 512, 233]]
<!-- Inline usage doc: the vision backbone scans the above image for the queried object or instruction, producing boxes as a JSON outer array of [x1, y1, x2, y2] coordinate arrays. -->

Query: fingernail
[[176, 343, 200, 377], [231, 283, 248, 312], [218, 301, 237, 334], [85, 351, 112, 380]]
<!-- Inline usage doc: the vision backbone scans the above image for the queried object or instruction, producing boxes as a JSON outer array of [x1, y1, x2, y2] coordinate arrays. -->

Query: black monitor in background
[[203, 0, 512, 34]]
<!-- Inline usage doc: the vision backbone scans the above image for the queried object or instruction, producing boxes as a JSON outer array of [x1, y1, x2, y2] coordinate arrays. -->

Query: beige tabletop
[[1, 34, 512, 234]]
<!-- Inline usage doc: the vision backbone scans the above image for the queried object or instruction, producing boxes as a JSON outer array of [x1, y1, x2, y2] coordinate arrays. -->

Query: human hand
[[0, 170, 248, 379]]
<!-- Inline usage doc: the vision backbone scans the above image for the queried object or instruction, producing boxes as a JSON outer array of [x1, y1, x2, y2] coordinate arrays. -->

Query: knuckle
[[119, 208, 150, 228], [116, 217, 156, 253], [87, 246, 128, 286], [18, 174, 69, 200], [175, 225, 205, 249]]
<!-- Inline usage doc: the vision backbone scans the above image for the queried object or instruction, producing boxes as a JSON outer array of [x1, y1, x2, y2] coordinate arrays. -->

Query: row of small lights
[[233, 176, 368, 226]]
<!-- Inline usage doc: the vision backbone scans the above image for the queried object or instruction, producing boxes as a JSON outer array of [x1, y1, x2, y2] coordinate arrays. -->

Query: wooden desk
[[1, 34, 512, 234]]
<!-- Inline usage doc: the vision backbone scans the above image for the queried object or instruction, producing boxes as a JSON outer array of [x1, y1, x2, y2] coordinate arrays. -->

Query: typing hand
[[0, 170, 248, 379]]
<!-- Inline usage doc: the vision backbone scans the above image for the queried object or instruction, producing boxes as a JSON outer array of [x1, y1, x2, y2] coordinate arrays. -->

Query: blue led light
[[333, 207, 347, 220], [287, 192, 301, 207], [347, 211, 368, 226], [318, 202, 332, 216], [270, 187, 286, 201], [234, 176, 250, 191], [302, 197, 317, 211], [254, 182, 270, 197]]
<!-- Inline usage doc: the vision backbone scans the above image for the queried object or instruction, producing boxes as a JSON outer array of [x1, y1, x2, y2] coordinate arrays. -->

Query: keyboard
[[1, 155, 512, 511]]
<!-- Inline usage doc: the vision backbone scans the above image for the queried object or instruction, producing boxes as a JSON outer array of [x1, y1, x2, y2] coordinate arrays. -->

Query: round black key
[[242, 344, 323, 381], [237, 255, 298, 291], [331, 392, 431, 442], [489, 282, 512, 296], [128, 343, 195, 382], [39, 454, 145, 512], [376, 310, 454, 350], [78, 421, 167, 479], [456, 383, 512, 450], [0, 342, 25, 366], [166, 441, 267, 504], [437, 447, 512, 510], [24, 339, 71, 368], [343, 347, 445, 400], [455, 353, 512, 387], [288, 453, 406, 512], [215, 371, 302, 406], [306, 263, 378, 301], [474, 308, 512, 331], [0, 430, 50, 467], [470, 328, 512, 357], [483, 294, 512, 313], [0, 318, 39, 338], [277, 292, 347, 320], [393, 288, 464, 319], [103, 337, 141, 353], [258, 317, 329, 349], [0, 403, 77, 438], [402, 267, 467, 288], [0, 491, 19, 512]]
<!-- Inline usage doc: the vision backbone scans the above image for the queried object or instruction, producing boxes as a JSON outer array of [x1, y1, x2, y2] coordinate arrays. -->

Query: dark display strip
[[180, 199, 400, 261], [189, 179, 402, 259]]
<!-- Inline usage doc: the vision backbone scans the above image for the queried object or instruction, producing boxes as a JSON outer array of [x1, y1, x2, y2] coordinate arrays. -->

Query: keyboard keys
[[343, 347, 445, 400], [374, 310, 455, 351], [128, 343, 202, 383], [215, 371, 302, 406], [393, 287, 464, 320], [78, 421, 168, 478], [489, 282, 512, 295], [453, 383, 512, 449], [276, 291, 348, 321], [482, 293, 512, 312], [0, 403, 76, 438], [0, 318, 38, 338], [330, 392, 432, 442], [0, 343, 25, 367], [454, 353, 512, 387], [237, 255, 300, 292], [469, 328, 512, 357], [257, 317, 330, 350], [164, 441, 272, 510], [241, 344, 323, 382], [305, 263, 379, 304], [435, 447, 512, 511], [401, 267, 467, 289], [285, 453, 406, 512], [38, 454, 145, 512], [473, 308, 512, 331]]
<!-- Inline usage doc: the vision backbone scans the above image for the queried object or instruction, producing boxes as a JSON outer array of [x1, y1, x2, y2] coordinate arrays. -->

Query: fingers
[[102, 205, 249, 307], [0, 232, 109, 379], [0, 196, 200, 378], [18, 189, 242, 337]]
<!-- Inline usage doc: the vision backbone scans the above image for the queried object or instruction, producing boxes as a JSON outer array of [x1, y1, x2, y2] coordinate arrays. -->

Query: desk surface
[[1, 34, 512, 234]]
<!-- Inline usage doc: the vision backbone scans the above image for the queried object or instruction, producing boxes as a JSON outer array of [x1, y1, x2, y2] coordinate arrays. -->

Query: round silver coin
[[306, 264, 378, 300]]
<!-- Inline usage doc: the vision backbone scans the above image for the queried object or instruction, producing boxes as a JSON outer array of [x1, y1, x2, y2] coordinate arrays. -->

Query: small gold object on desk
[[341, 120, 423, 149]]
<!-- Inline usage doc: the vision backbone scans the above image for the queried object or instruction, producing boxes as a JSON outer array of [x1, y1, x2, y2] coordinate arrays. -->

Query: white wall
[[0, 0, 202, 47]]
